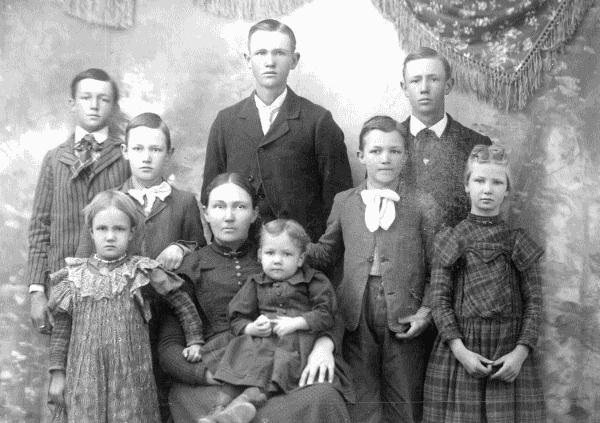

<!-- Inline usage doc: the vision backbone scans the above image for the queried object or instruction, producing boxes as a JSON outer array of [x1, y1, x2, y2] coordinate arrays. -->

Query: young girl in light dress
[[47, 190, 204, 423], [423, 144, 545, 422]]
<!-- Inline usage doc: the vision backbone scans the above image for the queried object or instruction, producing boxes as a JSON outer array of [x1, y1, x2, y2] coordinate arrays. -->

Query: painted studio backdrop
[[2, 0, 600, 421]]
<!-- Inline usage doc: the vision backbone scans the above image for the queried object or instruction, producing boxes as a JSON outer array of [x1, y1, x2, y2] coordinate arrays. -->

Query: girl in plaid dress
[[423, 145, 545, 423]]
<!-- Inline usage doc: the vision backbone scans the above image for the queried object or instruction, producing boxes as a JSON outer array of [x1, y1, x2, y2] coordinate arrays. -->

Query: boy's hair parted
[[464, 144, 512, 191], [358, 115, 408, 151], [402, 47, 452, 81], [83, 190, 140, 230], [70, 68, 120, 103], [125, 112, 172, 150], [248, 19, 297, 52], [260, 219, 311, 254], [201, 172, 258, 208]]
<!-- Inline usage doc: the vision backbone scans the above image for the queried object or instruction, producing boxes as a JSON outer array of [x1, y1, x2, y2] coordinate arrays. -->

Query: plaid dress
[[423, 214, 545, 423]]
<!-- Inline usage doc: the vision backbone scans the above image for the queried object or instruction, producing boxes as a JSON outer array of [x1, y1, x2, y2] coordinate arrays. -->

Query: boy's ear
[[444, 77, 454, 95], [257, 248, 262, 263], [67, 97, 76, 113], [121, 144, 129, 160], [251, 206, 259, 223], [167, 147, 175, 157], [357, 149, 365, 164], [244, 52, 251, 69], [291, 52, 300, 70], [298, 251, 307, 267]]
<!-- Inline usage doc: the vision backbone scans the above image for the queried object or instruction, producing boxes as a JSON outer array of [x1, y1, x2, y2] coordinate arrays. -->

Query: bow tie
[[71, 134, 103, 179], [128, 181, 172, 215], [361, 188, 400, 232]]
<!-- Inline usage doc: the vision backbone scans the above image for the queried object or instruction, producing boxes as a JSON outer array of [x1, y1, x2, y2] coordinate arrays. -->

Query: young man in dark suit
[[400, 47, 492, 227], [202, 19, 353, 243]]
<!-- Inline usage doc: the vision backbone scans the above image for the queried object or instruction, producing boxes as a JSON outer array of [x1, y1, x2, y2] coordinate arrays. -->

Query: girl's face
[[122, 127, 173, 188], [358, 129, 407, 189], [259, 232, 305, 281], [203, 183, 258, 250], [90, 207, 134, 260], [465, 162, 509, 216]]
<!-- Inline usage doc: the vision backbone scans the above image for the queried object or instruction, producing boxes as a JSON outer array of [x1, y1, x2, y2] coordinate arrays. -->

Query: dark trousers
[[344, 276, 428, 423]]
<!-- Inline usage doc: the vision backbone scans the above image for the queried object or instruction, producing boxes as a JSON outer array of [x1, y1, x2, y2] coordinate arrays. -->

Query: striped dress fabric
[[26, 134, 130, 289], [423, 214, 545, 423]]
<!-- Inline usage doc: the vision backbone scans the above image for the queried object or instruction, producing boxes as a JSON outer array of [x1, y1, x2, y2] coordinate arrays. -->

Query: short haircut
[[260, 219, 310, 253], [464, 144, 512, 191], [83, 190, 140, 230], [402, 47, 452, 81], [248, 19, 297, 52], [358, 115, 407, 152], [125, 112, 172, 150], [201, 172, 257, 208], [70, 68, 120, 103]]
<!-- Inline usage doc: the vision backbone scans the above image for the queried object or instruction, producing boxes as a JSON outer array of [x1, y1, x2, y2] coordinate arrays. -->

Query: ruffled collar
[[467, 213, 501, 226], [210, 240, 254, 259]]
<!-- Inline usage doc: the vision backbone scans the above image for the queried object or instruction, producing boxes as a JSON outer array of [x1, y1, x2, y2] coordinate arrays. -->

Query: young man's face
[[401, 57, 453, 122], [122, 126, 173, 187], [245, 30, 299, 94], [358, 129, 407, 189], [70, 78, 115, 132]]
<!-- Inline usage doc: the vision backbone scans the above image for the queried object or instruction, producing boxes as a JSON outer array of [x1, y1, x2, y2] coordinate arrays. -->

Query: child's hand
[[48, 370, 66, 407], [271, 316, 308, 337], [490, 344, 529, 383], [156, 245, 185, 271], [182, 344, 202, 363], [449, 339, 493, 378], [244, 315, 272, 337], [393, 314, 430, 340]]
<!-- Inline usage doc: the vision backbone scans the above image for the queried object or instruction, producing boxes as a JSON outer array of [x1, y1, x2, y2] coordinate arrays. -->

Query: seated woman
[[157, 172, 354, 423]]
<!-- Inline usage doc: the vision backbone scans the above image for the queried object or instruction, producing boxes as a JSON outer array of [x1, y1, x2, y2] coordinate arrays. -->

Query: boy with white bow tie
[[308, 116, 443, 423]]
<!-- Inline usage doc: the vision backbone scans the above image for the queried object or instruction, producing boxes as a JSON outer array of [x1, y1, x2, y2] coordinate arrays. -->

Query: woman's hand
[[449, 339, 493, 378], [156, 245, 185, 271], [271, 316, 308, 337], [182, 344, 202, 363], [244, 315, 272, 337], [299, 336, 335, 387], [490, 344, 529, 383], [48, 370, 66, 407]]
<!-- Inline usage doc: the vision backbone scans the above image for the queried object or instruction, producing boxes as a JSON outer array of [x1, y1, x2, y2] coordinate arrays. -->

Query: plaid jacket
[[26, 133, 130, 289]]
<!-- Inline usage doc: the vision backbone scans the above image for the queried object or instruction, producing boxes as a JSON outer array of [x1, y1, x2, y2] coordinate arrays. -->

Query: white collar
[[409, 114, 448, 138], [254, 87, 288, 110], [74, 126, 109, 144]]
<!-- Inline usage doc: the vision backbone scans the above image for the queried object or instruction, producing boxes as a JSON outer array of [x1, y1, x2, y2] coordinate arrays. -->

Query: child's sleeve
[[163, 288, 205, 347], [306, 192, 345, 271], [49, 313, 72, 372], [26, 151, 54, 289], [512, 229, 544, 351], [302, 269, 337, 334], [430, 227, 464, 343], [229, 278, 260, 336]]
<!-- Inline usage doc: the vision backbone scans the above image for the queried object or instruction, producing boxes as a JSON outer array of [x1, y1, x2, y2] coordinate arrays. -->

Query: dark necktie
[[415, 128, 438, 167], [71, 134, 102, 180]]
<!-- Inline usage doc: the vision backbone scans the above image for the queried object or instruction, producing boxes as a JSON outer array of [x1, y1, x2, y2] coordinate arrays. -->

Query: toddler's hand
[[182, 344, 202, 363], [156, 245, 185, 271], [272, 316, 307, 337], [244, 315, 272, 337], [48, 371, 66, 407], [490, 345, 529, 383]]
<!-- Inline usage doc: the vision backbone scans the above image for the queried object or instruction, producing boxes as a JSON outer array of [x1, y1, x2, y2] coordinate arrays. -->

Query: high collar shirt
[[254, 87, 288, 135], [409, 113, 448, 138], [74, 125, 109, 144]]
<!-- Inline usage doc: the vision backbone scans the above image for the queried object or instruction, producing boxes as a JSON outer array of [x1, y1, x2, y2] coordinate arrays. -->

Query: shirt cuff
[[29, 284, 45, 294]]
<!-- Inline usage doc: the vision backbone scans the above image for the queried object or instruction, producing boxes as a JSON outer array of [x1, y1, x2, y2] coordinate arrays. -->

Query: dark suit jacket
[[400, 114, 492, 227], [75, 178, 206, 260], [202, 87, 353, 241], [308, 180, 444, 332], [26, 134, 130, 288]]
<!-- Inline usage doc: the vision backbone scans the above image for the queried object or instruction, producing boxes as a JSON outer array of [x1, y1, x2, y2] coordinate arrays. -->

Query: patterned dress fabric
[[48, 256, 188, 423], [423, 214, 545, 423]]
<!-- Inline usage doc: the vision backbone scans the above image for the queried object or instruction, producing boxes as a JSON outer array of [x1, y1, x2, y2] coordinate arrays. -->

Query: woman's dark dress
[[158, 241, 354, 423]]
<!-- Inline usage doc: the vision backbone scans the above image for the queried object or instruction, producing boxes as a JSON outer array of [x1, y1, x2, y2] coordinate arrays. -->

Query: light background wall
[[1, 0, 600, 421]]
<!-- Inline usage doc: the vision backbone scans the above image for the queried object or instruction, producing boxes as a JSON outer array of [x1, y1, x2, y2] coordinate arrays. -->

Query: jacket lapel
[[89, 135, 124, 181], [259, 87, 299, 148], [57, 135, 77, 168], [355, 180, 368, 213], [146, 194, 170, 221], [238, 96, 265, 145]]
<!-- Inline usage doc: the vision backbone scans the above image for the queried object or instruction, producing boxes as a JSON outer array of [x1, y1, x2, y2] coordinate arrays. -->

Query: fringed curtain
[[64, 0, 135, 29], [192, 0, 314, 20], [372, 0, 595, 110]]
